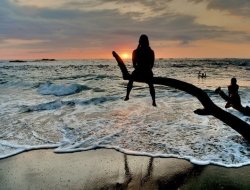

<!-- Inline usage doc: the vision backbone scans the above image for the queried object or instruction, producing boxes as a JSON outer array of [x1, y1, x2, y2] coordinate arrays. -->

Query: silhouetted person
[[215, 78, 250, 116], [198, 71, 206, 78], [215, 78, 250, 115], [124, 34, 156, 106], [215, 78, 241, 108], [226, 77, 241, 108]]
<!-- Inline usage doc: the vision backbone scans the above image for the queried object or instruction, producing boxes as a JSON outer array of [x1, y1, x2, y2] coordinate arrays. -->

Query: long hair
[[137, 34, 150, 49], [231, 77, 237, 85]]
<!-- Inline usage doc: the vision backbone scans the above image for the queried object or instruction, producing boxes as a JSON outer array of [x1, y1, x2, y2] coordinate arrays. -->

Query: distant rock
[[9, 60, 27, 63], [9, 59, 56, 63], [33, 59, 56, 62]]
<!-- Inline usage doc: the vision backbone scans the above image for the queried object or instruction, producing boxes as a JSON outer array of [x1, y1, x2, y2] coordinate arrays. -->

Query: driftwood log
[[216, 89, 250, 116], [112, 51, 250, 142]]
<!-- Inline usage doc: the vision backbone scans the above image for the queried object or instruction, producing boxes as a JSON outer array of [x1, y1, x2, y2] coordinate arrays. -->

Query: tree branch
[[112, 51, 250, 142]]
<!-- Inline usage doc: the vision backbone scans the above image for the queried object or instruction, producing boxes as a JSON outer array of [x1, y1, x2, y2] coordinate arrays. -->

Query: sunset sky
[[1, 0, 250, 59]]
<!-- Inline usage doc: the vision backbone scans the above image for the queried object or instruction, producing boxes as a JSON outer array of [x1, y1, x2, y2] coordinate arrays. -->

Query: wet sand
[[0, 149, 250, 189]]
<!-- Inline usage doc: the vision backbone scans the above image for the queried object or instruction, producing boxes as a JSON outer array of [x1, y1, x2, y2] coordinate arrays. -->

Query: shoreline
[[1, 146, 250, 168], [1, 149, 250, 189]]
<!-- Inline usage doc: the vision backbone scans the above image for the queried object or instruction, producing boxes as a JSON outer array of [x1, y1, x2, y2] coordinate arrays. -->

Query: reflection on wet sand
[[1, 149, 250, 189]]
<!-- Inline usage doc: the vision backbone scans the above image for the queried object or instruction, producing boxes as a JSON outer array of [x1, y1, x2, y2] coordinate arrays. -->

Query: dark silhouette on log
[[215, 87, 250, 116], [112, 51, 250, 142]]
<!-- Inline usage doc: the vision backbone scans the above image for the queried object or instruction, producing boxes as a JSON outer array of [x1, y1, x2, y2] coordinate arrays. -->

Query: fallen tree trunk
[[216, 89, 250, 116], [112, 51, 250, 142]]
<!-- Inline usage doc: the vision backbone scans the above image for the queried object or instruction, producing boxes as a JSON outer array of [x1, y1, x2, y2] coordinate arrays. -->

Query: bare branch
[[112, 51, 250, 142]]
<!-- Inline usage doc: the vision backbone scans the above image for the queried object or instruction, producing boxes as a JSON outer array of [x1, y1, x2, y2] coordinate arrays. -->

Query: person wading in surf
[[124, 34, 156, 107]]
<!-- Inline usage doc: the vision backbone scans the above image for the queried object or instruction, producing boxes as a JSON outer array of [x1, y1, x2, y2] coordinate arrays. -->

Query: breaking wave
[[37, 82, 91, 96], [20, 96, 120, 112]]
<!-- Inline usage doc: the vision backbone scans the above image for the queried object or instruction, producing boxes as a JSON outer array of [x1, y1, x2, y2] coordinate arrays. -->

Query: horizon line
[[2, 57, 250, 61]]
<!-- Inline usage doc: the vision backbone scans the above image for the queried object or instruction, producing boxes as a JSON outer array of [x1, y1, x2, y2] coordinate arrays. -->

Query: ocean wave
[[20, 96, 119, 112], [79, 96, 119, 105], [1, 140, 250, 167], [0, 79, 8, 84], [238, 61, 250, 66], [20, 100, 67, 112], [0, 141, 60, 159], [37, 82, 90, 96], [1, 59, 250, 167]]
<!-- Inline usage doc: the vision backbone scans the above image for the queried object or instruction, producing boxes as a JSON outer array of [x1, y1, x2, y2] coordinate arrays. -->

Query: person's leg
[[124, 80, 133, 101], [215, 87, 230, 102], [148, 82, 156, 106], [220, 91, 231, 108], [231, 95, 242, 110], [215, 87, 231, 108]]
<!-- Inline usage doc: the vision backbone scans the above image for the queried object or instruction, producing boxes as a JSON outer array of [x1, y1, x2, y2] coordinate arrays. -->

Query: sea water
[[0, 59, 250, 167]]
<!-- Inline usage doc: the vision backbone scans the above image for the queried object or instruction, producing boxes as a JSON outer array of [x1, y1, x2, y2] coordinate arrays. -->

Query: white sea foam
[[0, 60, 250, 167]]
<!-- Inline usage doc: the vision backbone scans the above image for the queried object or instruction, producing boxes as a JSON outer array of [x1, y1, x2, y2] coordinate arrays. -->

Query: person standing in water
[[124, 34, 156, 106]]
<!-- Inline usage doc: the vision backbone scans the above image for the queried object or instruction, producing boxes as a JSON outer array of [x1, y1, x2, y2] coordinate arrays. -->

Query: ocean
[[0, 58, 250, 167]]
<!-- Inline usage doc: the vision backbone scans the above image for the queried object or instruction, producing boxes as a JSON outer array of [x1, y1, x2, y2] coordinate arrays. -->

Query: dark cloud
[[208, 0, 250, 16], [189, 0, 250, 17], [1, 0, 250, 56]]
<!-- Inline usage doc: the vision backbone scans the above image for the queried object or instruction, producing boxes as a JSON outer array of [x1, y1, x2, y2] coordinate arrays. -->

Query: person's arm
[[228, 86, 231, 96], [132, 50, 137, 68], [150, 50, 155, 69]]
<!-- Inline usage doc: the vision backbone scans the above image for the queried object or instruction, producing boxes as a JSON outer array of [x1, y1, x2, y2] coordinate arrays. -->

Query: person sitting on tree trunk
[[215, 77, 250, 115], [124, 34, 156, 107]]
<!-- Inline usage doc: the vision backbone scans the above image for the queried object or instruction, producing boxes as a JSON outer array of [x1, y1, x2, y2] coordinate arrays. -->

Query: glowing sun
[[121, 53, 130, 59]]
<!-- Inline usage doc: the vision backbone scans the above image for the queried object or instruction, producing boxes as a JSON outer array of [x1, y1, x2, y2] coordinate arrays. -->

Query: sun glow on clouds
[[2, 39, 47, 46], [9, 0, 61, 8], [3, 0, 250, 59], [168, 0, 250, 32], [11, 0, 168, 20]]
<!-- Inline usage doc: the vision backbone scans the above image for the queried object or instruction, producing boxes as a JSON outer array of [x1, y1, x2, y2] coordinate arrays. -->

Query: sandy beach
[[0, 149, 250, 190]]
